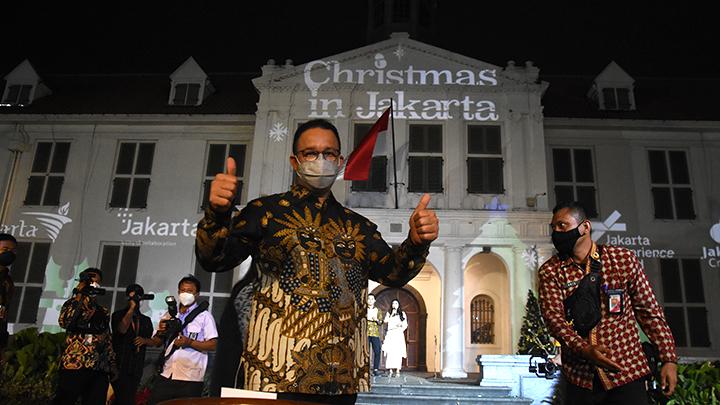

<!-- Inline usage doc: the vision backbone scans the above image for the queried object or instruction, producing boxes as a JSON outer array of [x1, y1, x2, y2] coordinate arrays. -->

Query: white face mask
[[294, 154, 339, 190], [179, 292, 196, 306], [90, 281, 101, 289]]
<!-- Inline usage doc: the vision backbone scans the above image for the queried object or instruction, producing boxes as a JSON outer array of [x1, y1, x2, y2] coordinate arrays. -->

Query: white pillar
[[442, 246, 467, 378]]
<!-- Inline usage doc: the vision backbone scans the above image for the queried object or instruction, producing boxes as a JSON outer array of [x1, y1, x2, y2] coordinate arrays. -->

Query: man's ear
[[289, 154, 299, 171], [582, 220, 592, 236]]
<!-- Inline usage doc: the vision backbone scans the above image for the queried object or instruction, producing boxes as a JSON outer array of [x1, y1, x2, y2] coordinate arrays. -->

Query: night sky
[[3, 2, 717, 78]]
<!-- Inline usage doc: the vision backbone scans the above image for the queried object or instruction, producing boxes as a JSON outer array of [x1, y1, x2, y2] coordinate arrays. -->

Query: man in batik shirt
[[196, 119, 439, 405], [54, 268, 116, 405], [539, 201, 677, 403]]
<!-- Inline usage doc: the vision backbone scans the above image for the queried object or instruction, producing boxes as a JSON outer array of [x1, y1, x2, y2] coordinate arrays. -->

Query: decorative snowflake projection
[[522, 246, 544, 271], [393, 45, 405, 60], [269, 122, 288, 142]]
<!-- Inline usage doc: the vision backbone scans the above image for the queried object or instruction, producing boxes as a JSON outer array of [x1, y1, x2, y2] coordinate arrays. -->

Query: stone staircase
[[357, 373, 532, 405]]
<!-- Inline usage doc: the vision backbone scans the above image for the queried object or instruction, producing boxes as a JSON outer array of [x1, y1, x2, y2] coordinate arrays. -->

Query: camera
[[161, 296, 182, 338], [529, 354, 558, 379], [130, 293, 155, 302]]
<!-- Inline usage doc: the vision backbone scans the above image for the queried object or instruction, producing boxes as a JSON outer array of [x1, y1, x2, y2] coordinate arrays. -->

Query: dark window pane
[[354, 124, 373, 147], [668, 151, 690, 184], [186, 84, 201, 105], [214, 270, 234, 294], [116, 143, 137, 175], [687, 307, 710, 347], [487, 158, 504, 194], [27, 242, 50, 284], [576, 186, 598, 218], [42, 176, 64, 206], [468, 158, 502, 194], [648, 151, 669, 184], [673, 188, 695, 220], [682, 259, 704, 303], [651, 187, 673, 219], [6, 289, 20, 322], [603, 88, 617, 109], [661, 259, 682, 303], [664, 307, 687, 347], [129, 178, 150, 209], [134, 143, 155, 175], [229, 144, 247, 177], [554, 185, 574, 207], [24, 176, 45, 205], [409, 125, 442, 153], [408, 156, 424, 192], [373, 0, 385, 27], [110, 178, 131, 208], [573, 149, 594, 182], [100, 245, 121, 288], [211, 296, 228, 324], [206, 144, 227, 177], [13, 242, 32, 283], [617, 88, 631, 110], [194, 259, 212, 293], [468, 126, 501, 154], [427, 157, 443, 193], [118, 246, 140, 287], [50, 142, 71, 173], [18, 85, 32, 105], [427, 127, 442, 152], [236, 180, 243, 203], [31, 142, 53, 173], [114, 291, 128, 313], [201, 179, 212, 209], [18, 287, 42, 323], [552, 149, 572, 182], [4, 85, 20, 103], [369, 156, 388, 192], [392, 0, 410, 22], [409, 127, 425, 153], [173, 84, 188, 105]]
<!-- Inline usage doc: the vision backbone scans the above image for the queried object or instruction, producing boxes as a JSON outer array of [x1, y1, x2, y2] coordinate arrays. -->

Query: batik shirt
[[196, 185, 429, 395], [539, 244, 677, 390], [367, 307, 384, 338], [58, 297, 116, 374]]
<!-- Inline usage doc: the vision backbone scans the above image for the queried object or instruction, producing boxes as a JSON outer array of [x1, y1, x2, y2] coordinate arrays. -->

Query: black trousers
[[149, 375, 204, 405], [565, 374, 649, 405], [278, 392, 357, 405], [111, 374, 141, 405], [369, 336, 382, 371], [53, 369, 109, 405]]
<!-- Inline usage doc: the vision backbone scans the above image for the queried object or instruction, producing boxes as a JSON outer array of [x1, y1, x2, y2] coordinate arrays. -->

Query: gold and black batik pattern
[[196, 184, 429, 395], [58, 297, 116, 374]]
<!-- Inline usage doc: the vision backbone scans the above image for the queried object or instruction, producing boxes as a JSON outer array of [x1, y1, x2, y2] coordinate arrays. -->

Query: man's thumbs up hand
[[209, 157, 238, 213], [409, 193, 438, 245]]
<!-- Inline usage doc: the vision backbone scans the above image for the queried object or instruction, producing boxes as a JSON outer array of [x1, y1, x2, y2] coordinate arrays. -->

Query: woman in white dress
[[382, 299, 408, 377]]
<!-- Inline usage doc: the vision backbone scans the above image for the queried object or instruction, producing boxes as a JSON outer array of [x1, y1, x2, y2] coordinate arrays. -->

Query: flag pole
[[390, 103, 399, 209]]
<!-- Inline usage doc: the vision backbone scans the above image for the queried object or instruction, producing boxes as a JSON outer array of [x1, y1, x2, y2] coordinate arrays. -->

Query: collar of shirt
[[178, 302, 198, 322], [289, 184, 340, 210]]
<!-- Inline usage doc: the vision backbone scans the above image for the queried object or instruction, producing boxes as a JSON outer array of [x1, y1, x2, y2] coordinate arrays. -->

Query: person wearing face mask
[[0, 233, 17, 353], [538, 201, 678, 404], [197, 118, 439, 404], [54, 268, 116, 405], [382, 299, 408, 378], [110, 284, 154, 405], [148, 275, 217, 405]]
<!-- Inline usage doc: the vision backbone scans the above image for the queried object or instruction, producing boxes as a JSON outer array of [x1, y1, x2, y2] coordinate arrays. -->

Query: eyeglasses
[[297, 149, 340, 162]]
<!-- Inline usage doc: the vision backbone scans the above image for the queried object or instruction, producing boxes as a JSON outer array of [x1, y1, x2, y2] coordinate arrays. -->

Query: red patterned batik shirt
[[538, 244, 677, 390]]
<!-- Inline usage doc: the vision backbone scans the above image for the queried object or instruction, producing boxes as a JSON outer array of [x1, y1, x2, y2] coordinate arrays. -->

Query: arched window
[[471, 294, 494, 344]]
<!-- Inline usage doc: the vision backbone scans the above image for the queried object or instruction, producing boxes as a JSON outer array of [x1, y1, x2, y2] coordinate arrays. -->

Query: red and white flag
[[342, 107, 391, 181]]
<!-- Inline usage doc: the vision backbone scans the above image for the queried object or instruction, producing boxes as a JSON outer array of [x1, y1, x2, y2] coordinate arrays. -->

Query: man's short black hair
[[81, 267, 103, 282], [178, 275, 201, 292], [126, 283, 145, 297], [552, 201, 588, 223], [292, 119, 341, 154], [368, 293, 375, 298], [0, 233, 17, 245]]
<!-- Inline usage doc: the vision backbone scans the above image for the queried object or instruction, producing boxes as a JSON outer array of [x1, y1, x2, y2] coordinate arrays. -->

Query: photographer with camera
[[110, 283, 154, 405], [148, 275, 217, 404], [53, 268, 116, 405]]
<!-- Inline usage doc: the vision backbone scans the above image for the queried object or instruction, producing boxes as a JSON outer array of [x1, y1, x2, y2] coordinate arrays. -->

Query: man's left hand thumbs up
[[409, 193, 439, 245]]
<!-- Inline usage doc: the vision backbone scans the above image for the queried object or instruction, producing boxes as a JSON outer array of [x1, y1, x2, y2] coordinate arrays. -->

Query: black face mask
[[551, 225, 583, 259], [0, 251, 16, 267]]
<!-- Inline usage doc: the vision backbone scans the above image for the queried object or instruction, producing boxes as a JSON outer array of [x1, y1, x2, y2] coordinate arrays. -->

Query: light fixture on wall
[[481, 246, 492, 254], [526, 192, 547, 208]]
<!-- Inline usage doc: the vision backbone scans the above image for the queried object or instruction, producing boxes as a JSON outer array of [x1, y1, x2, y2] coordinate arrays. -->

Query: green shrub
[[667, 361, 720, 405], [0, 327, 66, 404]]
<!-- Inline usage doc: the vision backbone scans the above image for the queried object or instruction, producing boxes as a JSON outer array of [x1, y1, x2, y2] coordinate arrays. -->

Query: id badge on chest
[[607, 289, 624, 315]]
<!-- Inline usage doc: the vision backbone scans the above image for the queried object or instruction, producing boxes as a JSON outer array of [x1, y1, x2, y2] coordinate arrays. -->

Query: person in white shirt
[[382, 299, 408, 377], [148, 275, 218, 404]]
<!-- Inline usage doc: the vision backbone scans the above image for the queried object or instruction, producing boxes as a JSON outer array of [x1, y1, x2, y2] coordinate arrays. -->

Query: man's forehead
[[297, 128, 339, 149], [551, 208, 579, 224], [0, 240, 16, 249]]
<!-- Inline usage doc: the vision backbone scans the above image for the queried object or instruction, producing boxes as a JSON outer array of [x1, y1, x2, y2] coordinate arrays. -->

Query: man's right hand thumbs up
[[209, 157, 237, 213]]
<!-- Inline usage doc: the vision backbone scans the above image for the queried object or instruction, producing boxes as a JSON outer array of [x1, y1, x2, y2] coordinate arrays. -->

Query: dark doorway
[[373, 286, 427, 371]]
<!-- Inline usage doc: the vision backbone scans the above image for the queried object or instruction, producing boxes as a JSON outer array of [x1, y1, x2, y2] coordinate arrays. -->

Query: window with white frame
[[201, 143, 247, 210], [96, 244, 140, 313], [5, 240, 49, 324], [467, 125, 503, 194], [601, 87, 633, 110], [648, 150, 695, 220], [171, 83, 201, 106], [661, 258, 710, 347], [194, 258, 233, 323], [408, 124, 443, 193], [109, 142, 156, 208], [2, 84, 33, 106], [351, 123, 387, 192], [470, 294, 494, 344], [24, 141, 70, 206], [551, 148, 599, 218]]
